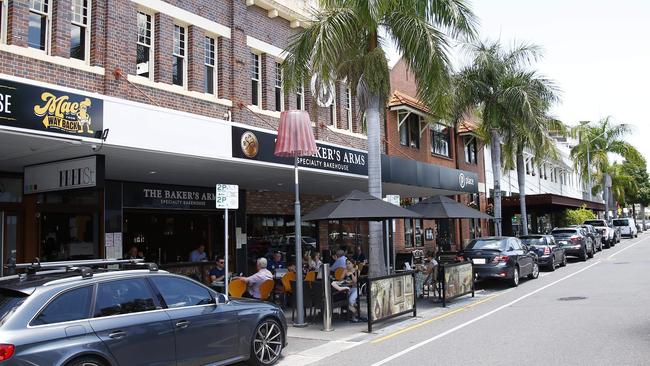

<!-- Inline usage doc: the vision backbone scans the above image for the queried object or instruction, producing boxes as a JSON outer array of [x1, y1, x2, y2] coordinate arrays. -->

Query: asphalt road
[[310, 234, 650, 366]]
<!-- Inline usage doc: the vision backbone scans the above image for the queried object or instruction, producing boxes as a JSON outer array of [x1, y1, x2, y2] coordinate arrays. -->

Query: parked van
[[613, 218, 638, 238]]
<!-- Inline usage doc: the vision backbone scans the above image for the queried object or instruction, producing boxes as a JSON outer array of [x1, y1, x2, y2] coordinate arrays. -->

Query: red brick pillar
[[187, 25, 206, 93], [50, 0, 71, 57], [90, 0, 106, 67], [217, 36, 230, 100], [7, 0, 29, 47], [261, 53, 274, 111], [154, 12, 173, 84]]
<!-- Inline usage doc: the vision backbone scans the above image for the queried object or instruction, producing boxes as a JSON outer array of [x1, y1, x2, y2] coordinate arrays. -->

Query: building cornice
[[246, 0, 314, 28]]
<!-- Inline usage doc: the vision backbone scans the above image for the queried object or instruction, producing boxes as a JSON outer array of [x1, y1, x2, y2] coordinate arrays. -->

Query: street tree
[[282, 0, 477, 275], [454, 41, 559, 235]]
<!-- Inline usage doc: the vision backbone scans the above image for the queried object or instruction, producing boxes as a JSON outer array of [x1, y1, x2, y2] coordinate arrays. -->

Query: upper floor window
[[0, 1, 7, 44], [204, 36, 216, 94], [431, 123, 450, 157], [345, 86, 353, 131], [329, 87, 337, 126], [28, 0, 51, 51], [398, 112, 420, 149], [296, 83, 304, 110], [136, 12, 153, 79], [464, 136, 477, 164], [172, 25, 186, 87], [275, 62, 283, 112], [251, 52, 261, 106], [70, 0, 89, 61]]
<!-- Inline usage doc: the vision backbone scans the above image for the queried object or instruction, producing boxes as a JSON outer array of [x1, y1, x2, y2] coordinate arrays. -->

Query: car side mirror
[[216, 293, 228, 305]]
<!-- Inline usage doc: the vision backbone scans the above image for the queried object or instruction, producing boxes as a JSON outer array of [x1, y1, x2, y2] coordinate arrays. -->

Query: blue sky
[[386, 0, 649, 164]]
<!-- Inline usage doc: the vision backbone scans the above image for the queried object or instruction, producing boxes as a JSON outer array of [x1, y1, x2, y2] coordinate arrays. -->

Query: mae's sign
[[123, 182, 217, 210], [0, 78, 103, 137], [24, 156, 105, 194], [232, 126, 368, 176]]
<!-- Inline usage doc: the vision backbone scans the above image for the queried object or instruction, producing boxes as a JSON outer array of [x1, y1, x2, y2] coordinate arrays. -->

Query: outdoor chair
[[258, 279, 275, 301], [291, 280, 314, 322], [279, 271, 296, 306], [334, 267, 345, 281], [305, 271, 317, 282], [228, 278, 247, 298]]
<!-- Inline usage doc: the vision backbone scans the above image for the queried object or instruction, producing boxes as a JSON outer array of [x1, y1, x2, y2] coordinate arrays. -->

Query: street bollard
[[321, 263, 333, 332]]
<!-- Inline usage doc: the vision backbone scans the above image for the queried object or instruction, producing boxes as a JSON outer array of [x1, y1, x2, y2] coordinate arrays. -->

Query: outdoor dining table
[[210, 281, 225, 293]]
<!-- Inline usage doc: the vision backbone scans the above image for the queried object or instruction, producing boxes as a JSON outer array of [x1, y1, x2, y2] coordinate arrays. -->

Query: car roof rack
[[6, 258, 149, 277]]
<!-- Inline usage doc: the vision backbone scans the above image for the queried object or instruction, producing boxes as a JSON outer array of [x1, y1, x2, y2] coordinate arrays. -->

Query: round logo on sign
[[241, 131, 259, 158], [459, 173, 466, 189]]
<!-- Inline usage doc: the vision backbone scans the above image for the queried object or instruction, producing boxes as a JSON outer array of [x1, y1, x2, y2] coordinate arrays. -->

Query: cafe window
[[398, 112, 420, 149], [464, 136, 477, 164], [70, 0, 89, 61], [28, 0, 51, 51], [0, 176, 22, 203], [345, 86, 352, 131], [94, 279, 157, 317], [431, 122, 450, 157], [251, 52, 261, 106], [172, 24, 186, 87], [247, 215, 317, 260], [204, 36, 216, 94], [414, 219, 423, 247], [296, 83, 305, 110], [136, 11, 153, 78], [275, 62, 283, 112], [404, 220, 414, 248], [328, 220, 368, 254]]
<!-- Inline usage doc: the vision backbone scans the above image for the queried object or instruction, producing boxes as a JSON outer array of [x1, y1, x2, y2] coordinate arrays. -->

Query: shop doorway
[[1, 212, 20, 276], [39, 212, 99, 261]]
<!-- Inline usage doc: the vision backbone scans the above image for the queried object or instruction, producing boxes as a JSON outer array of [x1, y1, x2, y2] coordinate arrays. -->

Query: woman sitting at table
[[331, 259, 360, 322]]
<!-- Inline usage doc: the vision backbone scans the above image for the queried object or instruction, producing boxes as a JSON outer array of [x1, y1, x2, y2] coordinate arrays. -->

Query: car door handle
[[108, 331, 127, 339], [175, 320, 190, 329]]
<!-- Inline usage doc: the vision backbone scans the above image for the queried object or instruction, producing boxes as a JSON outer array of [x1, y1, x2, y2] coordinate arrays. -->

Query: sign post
[[216, 184, 239, 296], [384, 195, 400, 274]]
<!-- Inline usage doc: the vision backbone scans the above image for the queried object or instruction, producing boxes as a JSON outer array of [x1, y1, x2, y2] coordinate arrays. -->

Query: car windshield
[[584, 221, 604, 226], [521, 238, 545, 246], [552, 230, 577, 236], [465, 239, 507, 251], [613, 219, 628, 226], [0, 289, 28, 326]]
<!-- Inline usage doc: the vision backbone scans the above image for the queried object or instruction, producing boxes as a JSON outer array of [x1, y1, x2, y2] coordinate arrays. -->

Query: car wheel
[[588, 244, 594, 258], [528, 262, 539, 279], [580, 247, 588, 261], [510, 267, 520, 287], [560, 254, 567, 267], [65, 356, 107, 366], [548, 258, 556, 271], [249, 318, 284, 366]]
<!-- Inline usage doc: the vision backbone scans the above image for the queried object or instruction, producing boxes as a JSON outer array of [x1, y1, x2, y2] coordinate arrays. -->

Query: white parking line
[[608, 235, 650, 259], [371, 260, 603, 366]]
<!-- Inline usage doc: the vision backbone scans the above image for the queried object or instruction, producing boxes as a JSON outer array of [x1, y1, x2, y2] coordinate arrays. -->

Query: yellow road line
[[371, 294, 501, 344]]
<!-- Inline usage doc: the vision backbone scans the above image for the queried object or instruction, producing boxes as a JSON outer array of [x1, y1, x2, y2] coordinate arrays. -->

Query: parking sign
[[215, 184, 239, 209]]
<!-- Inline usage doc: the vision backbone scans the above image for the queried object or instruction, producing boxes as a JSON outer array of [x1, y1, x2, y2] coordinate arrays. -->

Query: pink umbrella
[[274, 110, 317, 327]]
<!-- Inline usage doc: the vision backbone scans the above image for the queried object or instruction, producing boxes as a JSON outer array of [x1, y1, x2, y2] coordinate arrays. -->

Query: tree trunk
[[642, 204, 647, 231], [611, 189, 618, 219], [491, 129, 503, 236], [367, 94, 386, 276], [516, 150, 528, 236], [603, 174, 609, 221]]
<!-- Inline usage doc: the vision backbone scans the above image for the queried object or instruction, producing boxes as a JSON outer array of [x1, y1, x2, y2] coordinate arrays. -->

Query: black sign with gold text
[[232, 126, 368, 176], [0, 78, 103, 136]]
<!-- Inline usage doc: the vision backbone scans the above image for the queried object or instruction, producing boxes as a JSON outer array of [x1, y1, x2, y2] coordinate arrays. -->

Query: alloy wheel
[[511, 268, 519, 287], [253, 320, 283, 365], [529, 263, 539, 279]]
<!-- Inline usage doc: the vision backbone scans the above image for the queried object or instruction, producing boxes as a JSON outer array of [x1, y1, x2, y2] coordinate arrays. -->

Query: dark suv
[[0, 259, 287, 366], [551, 227, 593, 261], [573, 224, 603, 252]]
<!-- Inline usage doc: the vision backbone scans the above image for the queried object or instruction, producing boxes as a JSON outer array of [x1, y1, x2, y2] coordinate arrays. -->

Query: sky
[[385, 0, 649, 166]]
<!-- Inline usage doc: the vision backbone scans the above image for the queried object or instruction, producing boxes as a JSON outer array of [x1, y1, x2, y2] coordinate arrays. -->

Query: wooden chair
[[280, 271, 296, 306], [228, 278, 247, 298], [258, 279, 275, 301], [334, 267, 345, 281], [305, 271, 317, 282]]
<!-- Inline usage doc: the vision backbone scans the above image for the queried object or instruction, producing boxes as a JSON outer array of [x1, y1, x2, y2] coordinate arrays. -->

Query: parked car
[[613, 218, 638, 238], [0, 259, 287, 366], [551, 227, 594, 261], [519, 234, 567, 271], [461, 237, 539, 287], [584, 219, 617, 248], [573, 224, 603, 252], [645, 221, 650, 231]]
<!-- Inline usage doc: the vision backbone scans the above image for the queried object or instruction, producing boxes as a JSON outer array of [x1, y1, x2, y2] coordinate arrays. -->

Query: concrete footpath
[[277, 288, 501, 365]]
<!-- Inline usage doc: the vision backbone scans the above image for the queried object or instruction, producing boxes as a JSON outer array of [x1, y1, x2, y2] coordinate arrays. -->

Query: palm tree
[[282, 0, 477, 275], [592, 162, 636, 217], [453, 41, 559, 236], [570, 117, 641, 219]]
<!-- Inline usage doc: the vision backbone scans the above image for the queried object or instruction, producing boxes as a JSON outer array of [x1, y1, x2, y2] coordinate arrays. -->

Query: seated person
[[331, 259, 360, 322], [267, 251, 285, 272], [209, 257, 226, 284], [242, 258, 273, 299], [330, 249, 347, 273]]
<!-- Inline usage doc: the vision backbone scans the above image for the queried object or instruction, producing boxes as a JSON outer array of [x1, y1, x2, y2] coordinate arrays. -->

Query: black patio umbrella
[[303, 190, 422, 221], [408, 195, 493, 219]]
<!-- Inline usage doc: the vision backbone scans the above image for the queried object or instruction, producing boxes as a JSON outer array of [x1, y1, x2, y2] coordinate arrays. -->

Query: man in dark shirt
[[267, 251, 285, 271], [352, 246, 366, 264], [209, 257, 226, 283]]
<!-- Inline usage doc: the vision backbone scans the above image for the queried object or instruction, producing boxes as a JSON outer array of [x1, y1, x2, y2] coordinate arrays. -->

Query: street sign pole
[[216, 184, 239, 298], [224, 208, 229, 296]]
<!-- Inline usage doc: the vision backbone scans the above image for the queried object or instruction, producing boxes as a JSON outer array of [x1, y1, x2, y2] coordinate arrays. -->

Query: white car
[[613, 218, 638, 238]]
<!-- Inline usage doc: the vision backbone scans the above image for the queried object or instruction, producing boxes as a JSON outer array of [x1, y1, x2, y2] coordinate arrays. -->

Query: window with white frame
[[345, 86, 353, 131], [172, 25, 186, 87], [464, 136, 477, 164], [431, 122, 450, 157], [0, 1, 7, 44], [251, 52, 261, 106], [275, 62, 283, 112], [204, 36, 216, 94], [398, 111, 420, 149], [70, 0, 90, 61], [296, 83, 304, 110], [329, 87, 337, 125], [136, 11, 153, 78], [28, 0, 51, 51]]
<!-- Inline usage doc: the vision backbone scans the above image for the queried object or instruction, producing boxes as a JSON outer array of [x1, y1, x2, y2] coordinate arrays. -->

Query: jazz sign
[[215, 184, 239, 209]]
